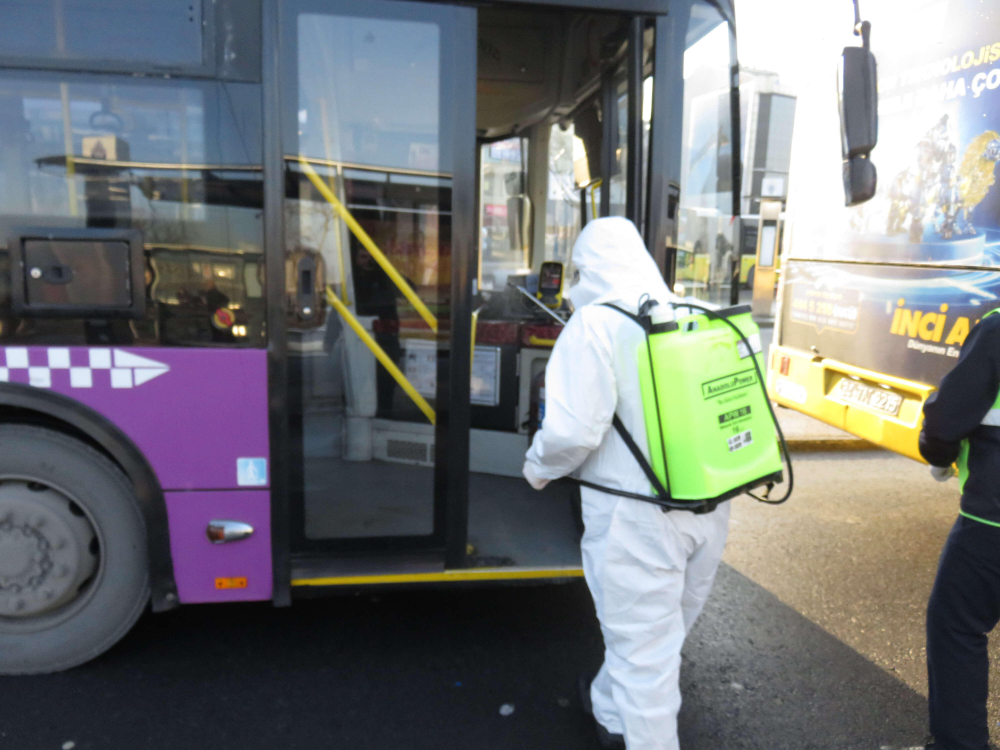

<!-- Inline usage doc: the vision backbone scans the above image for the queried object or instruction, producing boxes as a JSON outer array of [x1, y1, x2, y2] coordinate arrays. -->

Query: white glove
[[930, 465, 956, 482], [522, 461, 550, 490]]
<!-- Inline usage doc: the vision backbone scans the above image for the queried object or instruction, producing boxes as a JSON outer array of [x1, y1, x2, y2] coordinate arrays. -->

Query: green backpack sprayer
[[569, 296, 793, 513]]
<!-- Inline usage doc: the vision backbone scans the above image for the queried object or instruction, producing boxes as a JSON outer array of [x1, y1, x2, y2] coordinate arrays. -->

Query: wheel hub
[[0, 482, 97, 618]]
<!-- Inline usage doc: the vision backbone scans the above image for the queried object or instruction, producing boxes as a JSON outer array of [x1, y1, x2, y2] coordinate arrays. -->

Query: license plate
[[830, 378, 903, 417]]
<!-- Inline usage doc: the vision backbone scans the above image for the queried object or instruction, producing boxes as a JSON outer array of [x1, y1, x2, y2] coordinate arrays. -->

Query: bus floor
[[302, 458, 583, 569]]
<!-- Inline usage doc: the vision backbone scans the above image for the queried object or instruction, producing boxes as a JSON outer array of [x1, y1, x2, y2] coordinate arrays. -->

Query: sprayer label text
[[701, 370, 757, 400], [718, 406, 752, 425], [727, 430, 753, 452]]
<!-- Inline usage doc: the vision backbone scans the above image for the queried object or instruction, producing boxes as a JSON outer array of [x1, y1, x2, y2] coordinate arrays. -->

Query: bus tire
[[0, 424, 149, 674]]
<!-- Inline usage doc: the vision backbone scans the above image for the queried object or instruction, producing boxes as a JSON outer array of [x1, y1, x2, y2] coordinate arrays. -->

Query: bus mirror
[[839, 20, 878, 206]]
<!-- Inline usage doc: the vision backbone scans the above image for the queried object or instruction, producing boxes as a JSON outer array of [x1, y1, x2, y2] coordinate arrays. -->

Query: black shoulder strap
[[612, 414, 671, 501], [595, 302, 671, 501]]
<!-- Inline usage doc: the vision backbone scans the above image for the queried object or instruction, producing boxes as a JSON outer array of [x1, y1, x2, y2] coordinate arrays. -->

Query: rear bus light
[[779, 356, 790, 376]]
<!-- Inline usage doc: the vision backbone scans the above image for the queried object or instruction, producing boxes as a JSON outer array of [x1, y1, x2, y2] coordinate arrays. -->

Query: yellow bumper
[[767, 344, 935, 462]]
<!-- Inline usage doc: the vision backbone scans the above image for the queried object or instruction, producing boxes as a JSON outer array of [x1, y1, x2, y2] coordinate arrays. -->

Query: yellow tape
[[299, 156, 438, 332], [291, 566, 585, 587], [325, 287, 436, 425]]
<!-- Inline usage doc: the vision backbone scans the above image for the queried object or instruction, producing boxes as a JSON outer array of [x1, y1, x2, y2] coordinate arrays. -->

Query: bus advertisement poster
[[780, 259, 1000, 386], [781, 0, 1000, 387]]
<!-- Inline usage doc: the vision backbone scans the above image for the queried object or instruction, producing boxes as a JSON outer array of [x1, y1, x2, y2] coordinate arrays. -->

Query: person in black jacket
[[885, 308, 1000, 750]]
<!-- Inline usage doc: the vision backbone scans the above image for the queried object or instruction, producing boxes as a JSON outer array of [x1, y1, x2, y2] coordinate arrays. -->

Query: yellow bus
[[768, 0, 1000, 460]]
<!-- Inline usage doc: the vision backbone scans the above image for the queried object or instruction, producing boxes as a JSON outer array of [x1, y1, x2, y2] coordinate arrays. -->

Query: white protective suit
[[523, 217, 730, 750]]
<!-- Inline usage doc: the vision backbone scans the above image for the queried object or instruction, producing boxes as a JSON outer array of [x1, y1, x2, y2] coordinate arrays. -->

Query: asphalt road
[[1, 450, 990, 750]]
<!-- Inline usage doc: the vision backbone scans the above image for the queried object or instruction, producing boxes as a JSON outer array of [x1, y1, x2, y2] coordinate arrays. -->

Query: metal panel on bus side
[[0, 346, 272, 603], [165, 489, 273, 603], [0, 347, 269, 490]]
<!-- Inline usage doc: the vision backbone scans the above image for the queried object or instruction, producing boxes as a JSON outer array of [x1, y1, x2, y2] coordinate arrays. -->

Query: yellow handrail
[[589, 178, 602, 221], [471, 305, 487, 370], [299, 156, 438, 333], [325, 287, 436, 425]]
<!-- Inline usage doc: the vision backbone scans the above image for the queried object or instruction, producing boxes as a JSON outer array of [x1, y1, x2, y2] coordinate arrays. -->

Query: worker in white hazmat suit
[[522, 217, 730, 750]]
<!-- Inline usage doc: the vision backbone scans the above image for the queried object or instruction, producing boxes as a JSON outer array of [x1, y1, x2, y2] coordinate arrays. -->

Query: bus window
[[607, 68, 629, 218], [479, 137, 528, 291], [676, 10, 735, 306], [0, 74, 265, 347], [0, 0, 203, 68], [544, 123, 583, 265]]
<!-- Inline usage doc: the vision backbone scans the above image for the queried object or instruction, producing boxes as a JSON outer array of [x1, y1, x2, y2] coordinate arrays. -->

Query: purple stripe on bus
[[164, 489, 273, 603], [0, 347, 270, 491]]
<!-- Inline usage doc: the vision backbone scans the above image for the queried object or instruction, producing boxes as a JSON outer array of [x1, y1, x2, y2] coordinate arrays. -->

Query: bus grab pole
[[299, 156, 439, 333], [325, 286, 436, 426]]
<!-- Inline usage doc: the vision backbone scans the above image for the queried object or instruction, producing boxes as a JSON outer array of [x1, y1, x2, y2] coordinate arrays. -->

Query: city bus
[[768, 0, 1000, 461], [0, 0, 741, 673]]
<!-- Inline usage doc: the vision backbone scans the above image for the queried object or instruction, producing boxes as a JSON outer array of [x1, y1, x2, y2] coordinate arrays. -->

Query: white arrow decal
[[0, 347, 170, 389], [110, 349, 169, 388]]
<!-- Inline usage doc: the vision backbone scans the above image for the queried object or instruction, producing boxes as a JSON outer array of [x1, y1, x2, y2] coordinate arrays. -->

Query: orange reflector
[[780, 356, 790, 376], [206, 525, 226, 543], [215, 577, 247, 590]]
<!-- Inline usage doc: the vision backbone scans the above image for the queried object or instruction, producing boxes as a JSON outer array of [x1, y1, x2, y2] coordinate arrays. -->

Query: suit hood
[[567, 217, 675, 312]]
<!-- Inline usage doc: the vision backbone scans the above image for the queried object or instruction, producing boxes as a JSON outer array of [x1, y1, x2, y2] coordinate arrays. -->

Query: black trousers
[[927, 515, 1000, 750]]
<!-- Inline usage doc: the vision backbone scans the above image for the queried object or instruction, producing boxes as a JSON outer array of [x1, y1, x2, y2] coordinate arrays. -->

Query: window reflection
[[677, 15, 736, 307], [0, 74, 265, 346], [479, 138, 527, 291], [545, 123, 583, 265], [608, 71, 629, 218]]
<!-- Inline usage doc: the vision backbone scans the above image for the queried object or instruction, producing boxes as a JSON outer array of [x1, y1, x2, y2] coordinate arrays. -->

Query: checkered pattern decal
[[0, 348, 170, 389]]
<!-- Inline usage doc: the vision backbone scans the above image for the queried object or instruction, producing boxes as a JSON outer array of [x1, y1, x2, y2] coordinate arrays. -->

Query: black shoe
[[577, 673, 626, 750]]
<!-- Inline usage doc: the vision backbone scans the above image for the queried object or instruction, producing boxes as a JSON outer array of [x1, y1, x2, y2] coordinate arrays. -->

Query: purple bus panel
[[0, 346, 273, 604], [165, 490, 273, 603], [0, 347, 270, 490]]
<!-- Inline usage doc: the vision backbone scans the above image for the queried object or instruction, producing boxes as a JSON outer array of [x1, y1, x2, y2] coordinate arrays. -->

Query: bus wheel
[[0, 425, 149, 674]]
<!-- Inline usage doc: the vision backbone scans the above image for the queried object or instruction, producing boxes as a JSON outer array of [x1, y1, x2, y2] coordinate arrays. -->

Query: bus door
[[277, 0, 477, 562], [751, 199, 782, 319], [464, 7, 661, 573]]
